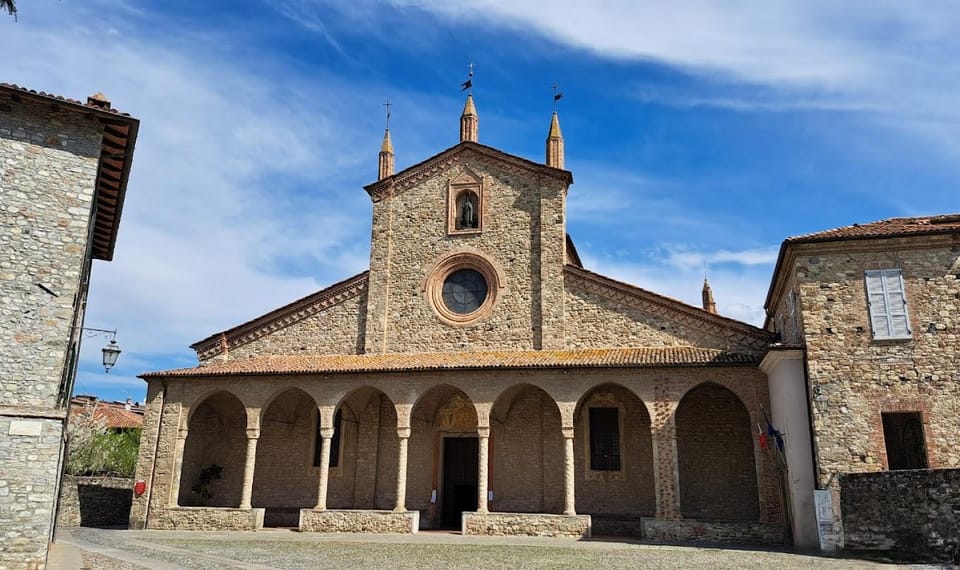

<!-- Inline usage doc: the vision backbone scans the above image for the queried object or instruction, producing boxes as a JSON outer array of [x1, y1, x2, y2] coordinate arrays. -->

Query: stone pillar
[[315, 427, 334, 510], [168, 429, 188, 506], [394, 427, 411, 512], [239, 428, 260, 509], [562, 426, 576, 515], [477, 426, 490, 513]]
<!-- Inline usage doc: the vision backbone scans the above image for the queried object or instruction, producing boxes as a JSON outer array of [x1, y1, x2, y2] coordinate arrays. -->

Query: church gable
[[191, 271, 369, 363], [363, 145, 570, 354], [564, 266, 772, 354]]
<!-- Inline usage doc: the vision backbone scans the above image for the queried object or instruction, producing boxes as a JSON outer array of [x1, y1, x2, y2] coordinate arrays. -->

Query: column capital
[[476, 426, 490, 438], [245, 428, 260, 440], [319, 427, 335, 439], [561, 426, 575, 439], [177, 429, 189, 441], [397, 427, 411, 439]]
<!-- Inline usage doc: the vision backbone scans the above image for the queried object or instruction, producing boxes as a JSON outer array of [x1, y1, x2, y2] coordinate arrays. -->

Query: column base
[[147, 507, 264, 530], [462, 512, 591, 538], [299, 509, 419, 534]]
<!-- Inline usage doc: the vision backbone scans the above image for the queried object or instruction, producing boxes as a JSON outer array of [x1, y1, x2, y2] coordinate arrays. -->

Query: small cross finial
[[383, 99, 392, 129], [552, 83, 564, 111]]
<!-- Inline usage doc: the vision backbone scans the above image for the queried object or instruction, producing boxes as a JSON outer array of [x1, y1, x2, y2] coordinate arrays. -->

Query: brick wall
[[841, 468, 960, 563], [251, 389, 318, 508], [179, 393, 247, 507], [676, 384, 759, 521]]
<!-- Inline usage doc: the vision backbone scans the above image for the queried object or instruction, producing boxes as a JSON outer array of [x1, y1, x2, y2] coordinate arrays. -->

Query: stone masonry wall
[[1, 97, 102, 569], [463, 512, 591, 538], [57, 476, 133, 527], [222, 292, 367, 362], [0, 97, 101, 409], [790, 238, 960, 479], [565, 284, 752, 352], [363, 153, 568, 354], [299, 509, 418, 533], [0, 416, 63, 569], [148, 507, 264, 531], [840, 468, 960, 563]]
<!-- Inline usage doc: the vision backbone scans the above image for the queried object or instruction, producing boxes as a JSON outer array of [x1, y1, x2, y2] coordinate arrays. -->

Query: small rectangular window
[[882, 412, 927, 470], [314, 409, 342, 468], [589, 407, 620, 471], [865, 269, 911, 339]]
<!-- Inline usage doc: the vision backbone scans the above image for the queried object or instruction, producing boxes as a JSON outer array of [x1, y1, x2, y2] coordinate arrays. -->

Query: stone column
[[239, 428, 260, 509], [315, 427, 334, 510], [394, 427, 411, 512], [562, 426, 576, 515], [477, 427, 490, 513], [168, 429, 188, 506]]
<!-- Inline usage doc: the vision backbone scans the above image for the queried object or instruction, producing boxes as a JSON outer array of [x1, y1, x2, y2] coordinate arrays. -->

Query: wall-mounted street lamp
[[81, 327, 122, 373], [812, 385, 828, 414]]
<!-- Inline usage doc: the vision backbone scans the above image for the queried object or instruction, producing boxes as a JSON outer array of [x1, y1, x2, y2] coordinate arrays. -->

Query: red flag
[[757, 423, 768, 450]]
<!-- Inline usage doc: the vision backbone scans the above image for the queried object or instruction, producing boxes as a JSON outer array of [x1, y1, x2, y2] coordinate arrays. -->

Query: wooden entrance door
[[441, 437, 478, 529]]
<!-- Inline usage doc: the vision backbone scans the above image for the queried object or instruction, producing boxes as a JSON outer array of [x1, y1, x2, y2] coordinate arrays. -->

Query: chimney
[[87, 92, 111, 109]]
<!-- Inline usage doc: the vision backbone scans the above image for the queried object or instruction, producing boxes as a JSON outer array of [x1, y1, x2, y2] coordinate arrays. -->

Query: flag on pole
[[757, 423, 768, 451]]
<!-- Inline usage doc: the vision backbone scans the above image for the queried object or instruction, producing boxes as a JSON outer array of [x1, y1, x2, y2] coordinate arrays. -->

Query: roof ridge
[[141, 346, 762, 378]]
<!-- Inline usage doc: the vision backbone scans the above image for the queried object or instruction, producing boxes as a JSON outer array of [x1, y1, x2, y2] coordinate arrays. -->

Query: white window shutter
[[885, 269, 911, 338], [865, 269, 911, 339]]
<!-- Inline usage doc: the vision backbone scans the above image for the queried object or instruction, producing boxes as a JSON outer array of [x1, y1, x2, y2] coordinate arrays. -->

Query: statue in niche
[[457, 192, 478, 230]]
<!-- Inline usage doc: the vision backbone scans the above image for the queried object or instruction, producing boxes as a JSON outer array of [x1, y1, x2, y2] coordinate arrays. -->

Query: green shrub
[[66, 408, 141, 477]]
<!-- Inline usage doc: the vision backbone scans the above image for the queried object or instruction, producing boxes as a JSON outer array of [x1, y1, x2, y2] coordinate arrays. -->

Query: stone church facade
[[131, 97, 786, 543]]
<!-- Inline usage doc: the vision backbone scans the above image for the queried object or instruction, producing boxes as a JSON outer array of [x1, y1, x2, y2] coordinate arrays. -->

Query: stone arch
[[490, 384, 564, 513], [178, 391, 247, 507], [675, 382, 759, 521], [250, 388, 317, 525], [573, 383, 656, 530], [327, 386, 399, 510], [409, 384, 479, 529]]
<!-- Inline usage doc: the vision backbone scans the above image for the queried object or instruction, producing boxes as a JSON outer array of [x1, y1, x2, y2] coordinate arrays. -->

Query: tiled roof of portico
[[141, 347, 760, 378]]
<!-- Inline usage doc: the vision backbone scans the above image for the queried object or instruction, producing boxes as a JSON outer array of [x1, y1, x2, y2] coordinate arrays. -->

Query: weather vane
[[383, 98, 392, 129], [552, 84, 564, 111], [460, 63, 474, 93]]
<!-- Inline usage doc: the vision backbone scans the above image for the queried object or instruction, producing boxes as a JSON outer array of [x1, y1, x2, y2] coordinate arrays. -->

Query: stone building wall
[[1, 97, 102, 569], [785, 237, 960, 484], [0, 97, 101, 409], [363, 154, 568, 354]]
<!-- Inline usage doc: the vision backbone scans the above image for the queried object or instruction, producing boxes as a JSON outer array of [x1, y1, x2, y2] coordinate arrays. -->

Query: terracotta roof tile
[[70, 398, 145, 429], [0, 83, 132, 116], [141, 347, 760, 378], [786, 214, 960, 243]]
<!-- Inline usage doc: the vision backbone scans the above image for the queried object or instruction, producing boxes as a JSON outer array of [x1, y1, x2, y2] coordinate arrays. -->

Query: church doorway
[[440, 436, 478, 529]]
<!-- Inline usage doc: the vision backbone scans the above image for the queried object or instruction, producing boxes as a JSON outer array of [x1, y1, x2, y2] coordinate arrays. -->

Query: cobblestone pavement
[[60, 528, 940, 570]]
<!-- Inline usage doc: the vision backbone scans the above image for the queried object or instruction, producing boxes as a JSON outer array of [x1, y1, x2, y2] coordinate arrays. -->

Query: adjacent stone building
[[133, 97, 786, 543], [763, 215, 960, 549], [0, 84, 138, 569]]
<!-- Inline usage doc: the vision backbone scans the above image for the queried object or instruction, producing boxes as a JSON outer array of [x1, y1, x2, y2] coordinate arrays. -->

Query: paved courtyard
[[53, 528, 937, 569]]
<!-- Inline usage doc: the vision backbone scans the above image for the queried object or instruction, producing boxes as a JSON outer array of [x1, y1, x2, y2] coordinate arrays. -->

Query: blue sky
[[3, 1, 958, 403]]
